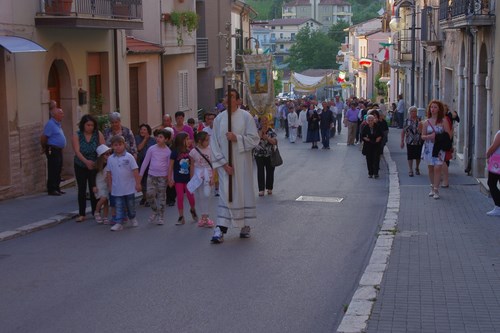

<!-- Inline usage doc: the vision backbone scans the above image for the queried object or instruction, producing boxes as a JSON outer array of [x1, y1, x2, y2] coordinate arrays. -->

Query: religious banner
[[241, 54, 274, 117]]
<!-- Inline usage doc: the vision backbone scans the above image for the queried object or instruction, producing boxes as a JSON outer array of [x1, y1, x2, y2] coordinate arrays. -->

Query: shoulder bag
[[270, 144, 283, 167]]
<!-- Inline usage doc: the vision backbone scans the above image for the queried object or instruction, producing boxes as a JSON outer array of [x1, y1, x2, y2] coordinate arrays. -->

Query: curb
[[336, 145, 400, 333], [0, 210, 79, 242], [0, 192, 144, 242]]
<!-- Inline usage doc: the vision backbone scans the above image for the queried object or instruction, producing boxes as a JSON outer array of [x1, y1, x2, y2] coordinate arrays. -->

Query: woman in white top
[[486, 130, 500, 216], [420, 100, 452, 199]]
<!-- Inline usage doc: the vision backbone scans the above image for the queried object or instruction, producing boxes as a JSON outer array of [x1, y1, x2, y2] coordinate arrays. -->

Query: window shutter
[[178, 70, 189, 111]]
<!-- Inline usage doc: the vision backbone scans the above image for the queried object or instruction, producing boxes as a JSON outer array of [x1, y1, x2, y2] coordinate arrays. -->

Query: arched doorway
[[47, 60, 74, 180]]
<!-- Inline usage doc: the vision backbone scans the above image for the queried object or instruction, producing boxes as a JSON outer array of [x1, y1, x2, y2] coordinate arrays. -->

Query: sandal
[[409, 171, 414, 177], [415, 168, 420, 175], [103, 217, 110, 225], [204, 219, 215, 228], [197, 218, 207, 227], [76, 216, 85, 223], [258, 191, 265, 196], [267, 190, 273, 195], [94, 215, 103, 224], [175, 216, 185, 225]]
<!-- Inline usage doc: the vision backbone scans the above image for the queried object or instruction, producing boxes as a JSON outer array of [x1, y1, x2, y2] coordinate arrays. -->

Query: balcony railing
[[196, 38, 208, 68], [36, 0, 143, 29], [439, 0, 495, 27]]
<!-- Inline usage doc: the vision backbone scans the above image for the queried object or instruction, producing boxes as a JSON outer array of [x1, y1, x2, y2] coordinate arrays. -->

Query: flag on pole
[[376, 48, 389, 62]]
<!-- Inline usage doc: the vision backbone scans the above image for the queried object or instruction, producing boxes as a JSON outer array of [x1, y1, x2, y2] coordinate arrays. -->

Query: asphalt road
[[0, 130, 387, 333]]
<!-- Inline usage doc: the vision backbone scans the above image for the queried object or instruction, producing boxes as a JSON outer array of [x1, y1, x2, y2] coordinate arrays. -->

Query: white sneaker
[[486, 207, 500, 216], [428, 190, 434, 197], [433, 192, 440, 200], [110, 223, 123, 231], [156, 218, 164, 225], [129, 218, 139, 227]]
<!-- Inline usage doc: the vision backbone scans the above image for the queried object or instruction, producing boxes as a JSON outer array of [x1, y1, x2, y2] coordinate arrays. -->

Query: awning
[[0, 36, 46, 53]]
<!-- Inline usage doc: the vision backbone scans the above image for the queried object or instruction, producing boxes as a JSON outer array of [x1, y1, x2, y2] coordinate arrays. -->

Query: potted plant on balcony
[[166, 11, 199, 46], [45, 0, 73, 15]]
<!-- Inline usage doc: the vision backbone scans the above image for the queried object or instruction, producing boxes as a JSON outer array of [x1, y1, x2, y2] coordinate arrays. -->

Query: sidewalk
[[0, 185, 81, 241], [339, 129, 500, 333]]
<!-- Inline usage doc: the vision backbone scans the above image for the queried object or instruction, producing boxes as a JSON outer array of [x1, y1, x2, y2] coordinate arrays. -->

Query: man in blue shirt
[[40, 102, 66, 196]]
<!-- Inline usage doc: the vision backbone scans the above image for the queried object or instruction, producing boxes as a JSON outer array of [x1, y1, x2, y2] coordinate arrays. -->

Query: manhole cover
[[296, 196, 344, 203]]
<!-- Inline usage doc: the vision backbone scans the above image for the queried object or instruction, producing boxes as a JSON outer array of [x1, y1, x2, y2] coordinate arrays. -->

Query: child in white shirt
[[188, 131, 214, 228], [106, 135, 141, 231]]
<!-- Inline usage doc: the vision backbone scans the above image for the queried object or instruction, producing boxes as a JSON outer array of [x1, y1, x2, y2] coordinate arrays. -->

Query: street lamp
[[390, 0, 416, 106]]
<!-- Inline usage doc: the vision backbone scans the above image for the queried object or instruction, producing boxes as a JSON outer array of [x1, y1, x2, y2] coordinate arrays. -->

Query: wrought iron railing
[[439, 0, 493, 21], [41, 0, 142, 19]]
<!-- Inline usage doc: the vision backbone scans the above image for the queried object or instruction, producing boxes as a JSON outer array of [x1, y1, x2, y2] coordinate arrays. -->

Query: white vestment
[[299, 110, 308, 142], [210, 108, 260, 228]]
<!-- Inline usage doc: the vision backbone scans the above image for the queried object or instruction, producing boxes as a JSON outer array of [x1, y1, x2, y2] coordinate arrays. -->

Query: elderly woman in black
[[361, 114, 383, 178], [253, 117, 278, 196], [400, 106, 423, 177], [306, 103, 320, 149]]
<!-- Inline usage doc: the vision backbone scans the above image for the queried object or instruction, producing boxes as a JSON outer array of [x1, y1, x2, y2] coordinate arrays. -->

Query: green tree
[[328, 21, 350, 44], [348, 0, 383, 24], [288, 26, 338, 72]]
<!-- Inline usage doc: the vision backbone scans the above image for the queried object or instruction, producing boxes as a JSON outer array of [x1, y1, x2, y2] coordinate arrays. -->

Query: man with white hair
[[40, 101, 66, 196]]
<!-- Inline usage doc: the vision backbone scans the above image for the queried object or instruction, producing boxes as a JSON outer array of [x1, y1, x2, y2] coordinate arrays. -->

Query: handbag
[[488, 154, 500, 175], [270, 145, 283, 167]]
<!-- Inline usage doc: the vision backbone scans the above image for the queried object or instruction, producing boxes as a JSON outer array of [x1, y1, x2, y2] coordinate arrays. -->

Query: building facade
[[132, 0, 198, 128], [252, 18, 322, 64], [0, 0, 143, 200], [346, 19, 390, 101], [195, 0, 255, 113], [282, 0, 352, 33], [389, 0, 497, 178]]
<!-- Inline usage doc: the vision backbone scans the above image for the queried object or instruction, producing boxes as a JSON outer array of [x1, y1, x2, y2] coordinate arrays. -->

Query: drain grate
[[295, 195, 344, 203]]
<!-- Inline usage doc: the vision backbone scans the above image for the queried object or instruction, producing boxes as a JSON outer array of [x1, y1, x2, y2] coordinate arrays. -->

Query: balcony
[[196, 38, 208, 69], [35, 0, 143, 30], [439, 0, 495, 29]]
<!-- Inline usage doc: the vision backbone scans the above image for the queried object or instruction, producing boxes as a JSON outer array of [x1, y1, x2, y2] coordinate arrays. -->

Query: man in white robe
[[287, 106, 299, 143], [298, 104, 308, 143], [210, 89, 260, 243]]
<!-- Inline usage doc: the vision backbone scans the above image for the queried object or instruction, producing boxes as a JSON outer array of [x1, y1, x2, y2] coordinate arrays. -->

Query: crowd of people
[[45, 90, 500, 240]]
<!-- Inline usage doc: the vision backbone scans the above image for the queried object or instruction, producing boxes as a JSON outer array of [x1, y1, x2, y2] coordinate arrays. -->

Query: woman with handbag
[[486, 130, 500, 216], [253, 117, 278, 196], [420, 100, 452, 199]]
